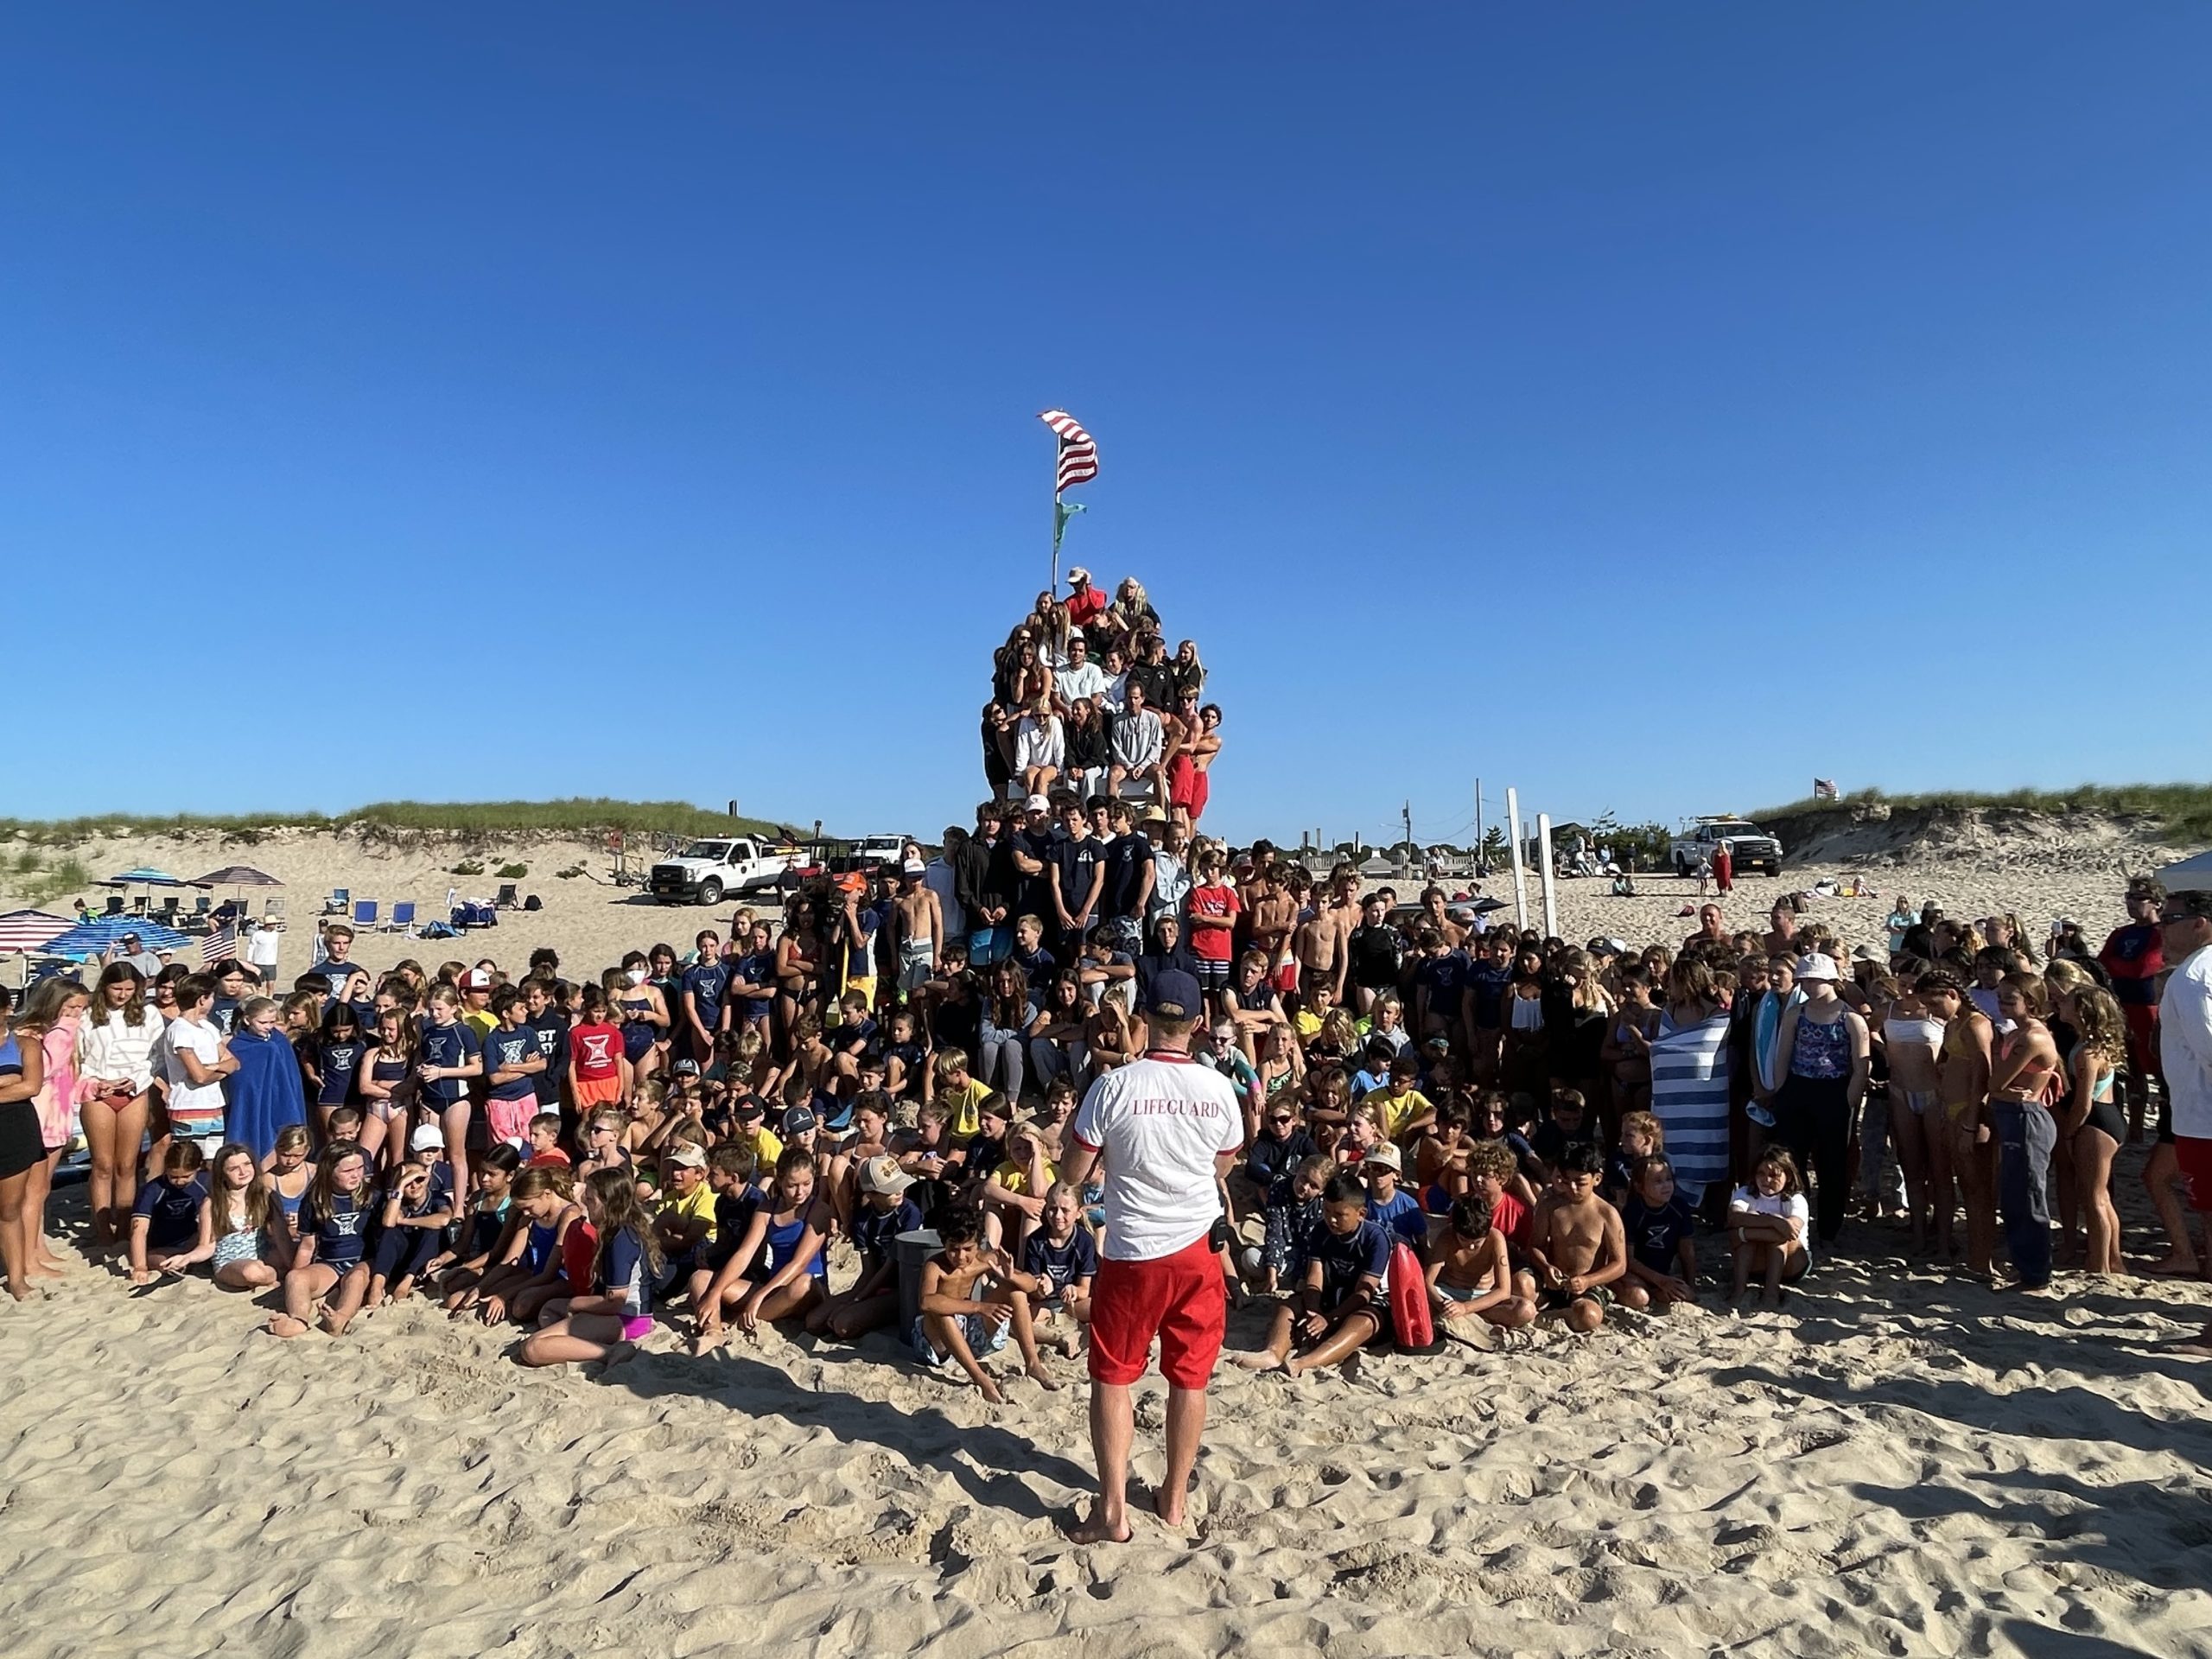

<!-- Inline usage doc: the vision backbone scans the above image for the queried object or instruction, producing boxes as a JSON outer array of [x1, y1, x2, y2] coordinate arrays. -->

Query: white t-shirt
[[162, 1014, 227, 1130], [1729, 1185, 1810, 1243], [2160, 943, 2212, 1141], [246, 927, 281, 969], [1071, 1051, 1244, 1261], [1056, 660, 1108, 707]]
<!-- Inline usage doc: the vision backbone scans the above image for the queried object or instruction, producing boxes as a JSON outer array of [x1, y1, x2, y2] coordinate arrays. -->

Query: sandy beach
[[3, 825, 2209, 1657], [1, 1162, 2207, 1657]]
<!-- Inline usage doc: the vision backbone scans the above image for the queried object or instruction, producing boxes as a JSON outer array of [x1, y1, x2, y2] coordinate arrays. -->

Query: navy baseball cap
[[1147, 969, 1203, 1020]]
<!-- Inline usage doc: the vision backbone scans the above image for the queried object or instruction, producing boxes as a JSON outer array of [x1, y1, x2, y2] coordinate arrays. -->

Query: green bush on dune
[[1751, 784, 2212, 846]]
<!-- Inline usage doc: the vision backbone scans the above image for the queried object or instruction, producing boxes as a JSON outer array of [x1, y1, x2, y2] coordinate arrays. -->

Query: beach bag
[[1388, 1242, 1440, 1353]]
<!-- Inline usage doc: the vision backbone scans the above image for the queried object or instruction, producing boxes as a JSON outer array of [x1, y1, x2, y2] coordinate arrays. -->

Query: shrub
[[450, 858, 486, 877], [496, 863, 528, 880]]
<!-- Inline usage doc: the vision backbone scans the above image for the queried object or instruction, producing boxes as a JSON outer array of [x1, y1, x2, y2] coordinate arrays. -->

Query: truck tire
[[698, 877, 723, 906]]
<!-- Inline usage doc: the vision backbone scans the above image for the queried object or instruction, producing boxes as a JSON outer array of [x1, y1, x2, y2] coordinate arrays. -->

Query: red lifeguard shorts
[[1169, 755, 1209, 822], [1088, 1232, 1226, 1389], [2176, 1137, 2212, 1213]]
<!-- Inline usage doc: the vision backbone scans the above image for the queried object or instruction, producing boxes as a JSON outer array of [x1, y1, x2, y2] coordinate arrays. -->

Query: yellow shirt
[[1376, 1087, 1432, 1140], [993, 1157, 1058, 1198], [733, 1128, 785, 1173], [463, 1008, 498, 1042], [658, 1179, 719, 1243], [1293, 1008, 1324, 1040], [944, 1078, 993, 1141]]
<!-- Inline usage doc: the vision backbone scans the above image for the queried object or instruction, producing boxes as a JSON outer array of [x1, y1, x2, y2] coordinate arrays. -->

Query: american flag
[[1039, 410, 1097, 495], [200, 925, 237, 967]]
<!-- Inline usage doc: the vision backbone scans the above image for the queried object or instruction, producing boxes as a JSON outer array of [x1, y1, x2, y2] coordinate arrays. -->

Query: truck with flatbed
[[1670, 816, 1784, 877], [649, 836, 803, 906]]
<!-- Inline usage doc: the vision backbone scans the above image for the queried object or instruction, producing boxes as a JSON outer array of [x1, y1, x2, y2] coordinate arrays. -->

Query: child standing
[[417, 987, 485, 1217], [481, 988, 548, 1153]]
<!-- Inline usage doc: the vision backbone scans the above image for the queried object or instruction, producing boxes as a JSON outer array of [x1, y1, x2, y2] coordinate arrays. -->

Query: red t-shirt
[[1068, 587, 1108, 627], [1187, 884, 1242, 962], [569, 1021, 624, 1084], [1491, 1191, 1530, 1253]]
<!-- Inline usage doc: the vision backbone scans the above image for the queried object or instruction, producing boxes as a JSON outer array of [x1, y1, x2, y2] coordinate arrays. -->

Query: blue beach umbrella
[[36, 915, 194, 962]]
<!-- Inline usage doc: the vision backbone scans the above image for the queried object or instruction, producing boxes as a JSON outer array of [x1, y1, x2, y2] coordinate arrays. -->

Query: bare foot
[[1153, 1484, 1187, 1529], [690, 1326, 728, 1357], [1066, 1507, 1132, 1545], [1026, 1361, 1062, 1391], [266, 1314, 311, 1338], [2142, 1255, 2202, 1279], [1231, 1350, 1286, 1373]]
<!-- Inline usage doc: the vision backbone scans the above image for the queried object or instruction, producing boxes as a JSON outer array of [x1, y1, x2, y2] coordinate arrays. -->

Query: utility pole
[[1474, 778, 1484, 877], [1402, 800, 1413, 855]]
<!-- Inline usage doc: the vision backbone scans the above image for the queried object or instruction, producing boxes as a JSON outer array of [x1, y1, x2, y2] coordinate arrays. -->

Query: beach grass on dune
[[0, 799, 801, 845], [1751, 783, 2212, 846]]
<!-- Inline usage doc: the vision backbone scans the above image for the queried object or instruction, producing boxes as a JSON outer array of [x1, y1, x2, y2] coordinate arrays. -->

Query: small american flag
[[1813, 778, 1839, 800], [1039, 410, 1098, 495], [200, 925, 237, 967]]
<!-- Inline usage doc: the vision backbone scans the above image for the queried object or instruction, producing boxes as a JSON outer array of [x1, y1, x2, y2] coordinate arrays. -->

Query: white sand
[[3, 828, 2210, 1657]]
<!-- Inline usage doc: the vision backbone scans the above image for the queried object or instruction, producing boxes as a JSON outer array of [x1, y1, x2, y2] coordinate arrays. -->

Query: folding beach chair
[[353, 899, 378, 928], [388, 901, 416, 934], [264, 897, 286, 918], [193, 895, 213, 919], [325, 888, 350, 915], [103, 895, 124, 917], [494, 883, 519, 909]]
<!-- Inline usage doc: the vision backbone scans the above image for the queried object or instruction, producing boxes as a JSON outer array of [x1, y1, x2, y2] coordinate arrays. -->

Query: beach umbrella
[[2158, 849, 2212, 893], [101, 866, 205, 889], [36, 915, 194, 962], [0, 910, 72, 955], [194, 865, 283, 889]]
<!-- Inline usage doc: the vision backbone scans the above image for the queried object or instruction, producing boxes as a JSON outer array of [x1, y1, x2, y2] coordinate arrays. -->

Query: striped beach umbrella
[[0, 910, 72, 955]]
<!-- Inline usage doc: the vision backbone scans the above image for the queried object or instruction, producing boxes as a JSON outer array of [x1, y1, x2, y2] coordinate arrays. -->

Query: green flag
[[1053, 498, 1086, 556]]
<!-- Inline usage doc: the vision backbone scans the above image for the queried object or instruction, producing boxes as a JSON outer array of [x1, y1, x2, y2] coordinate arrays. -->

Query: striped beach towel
[[1651, 1010, 1733, 1200]]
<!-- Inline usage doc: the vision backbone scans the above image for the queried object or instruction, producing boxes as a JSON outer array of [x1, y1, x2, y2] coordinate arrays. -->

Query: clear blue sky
[[8, 7, 2208, 847]]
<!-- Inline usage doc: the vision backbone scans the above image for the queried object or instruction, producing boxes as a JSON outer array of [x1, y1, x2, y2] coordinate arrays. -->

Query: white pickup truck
[[649, 837, 800, 906], [1670, 817, 1784, 877]]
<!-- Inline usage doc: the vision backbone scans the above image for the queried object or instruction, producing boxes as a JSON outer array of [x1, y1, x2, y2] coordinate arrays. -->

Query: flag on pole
[[1813, 778, 1839, 800], [200, 924, 237, 967], [1039, 409, 1097, 567], [1039, 410, 1098, 493]]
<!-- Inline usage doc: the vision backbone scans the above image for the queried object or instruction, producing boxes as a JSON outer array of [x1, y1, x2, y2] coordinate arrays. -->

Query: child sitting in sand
[[269, 1141, 373, 1338], [808, 1154, 921, 1342], [205, 1141, 279, 1291], [692, 1147, 834, 1351], [466, 1166, 582, 1325], [914, 1202, 1058, 1402], [1236, 1172, 1393, 1377], [1426, 1194, 1536, 1338], [1251, 1152, 1332, 1294], [365, 1125, 456, 1307], [128, 1141, 209, 1285], [519, 1166, 662, 1368], [1606, 1110, 1664, 1207], [1618, 1154, 1700, 1310], [1020, 1180, 1097, 1351], [1729, 1148, 1810, 1308], [1525, 1143, 1627, 1333], [1361, 1143, 1427, 1253], [425, 1143, 522, 1304]]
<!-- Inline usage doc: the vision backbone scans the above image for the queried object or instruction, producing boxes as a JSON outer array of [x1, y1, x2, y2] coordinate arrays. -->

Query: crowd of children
[[0, 817, 2195, 1398]]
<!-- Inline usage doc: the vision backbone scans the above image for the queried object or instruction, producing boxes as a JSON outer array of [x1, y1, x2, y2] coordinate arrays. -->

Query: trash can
[[894, 1229, 942, 1334]]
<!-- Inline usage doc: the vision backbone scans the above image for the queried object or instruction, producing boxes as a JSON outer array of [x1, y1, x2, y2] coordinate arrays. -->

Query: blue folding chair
[[353, 899, 378, 927], [326, 888, 350, 915], [389, 901, 416, 933]]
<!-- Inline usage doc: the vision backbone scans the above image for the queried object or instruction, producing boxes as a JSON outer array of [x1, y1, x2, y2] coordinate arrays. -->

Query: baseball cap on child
[[410, 1124, 445, 1152], [667, 1141, 707, 1169], [1362, 1142, 1402, 1173], [783, 1105, 818, 1135], [857, 1154, 916, 1195], [459, 968, 493, 992]]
